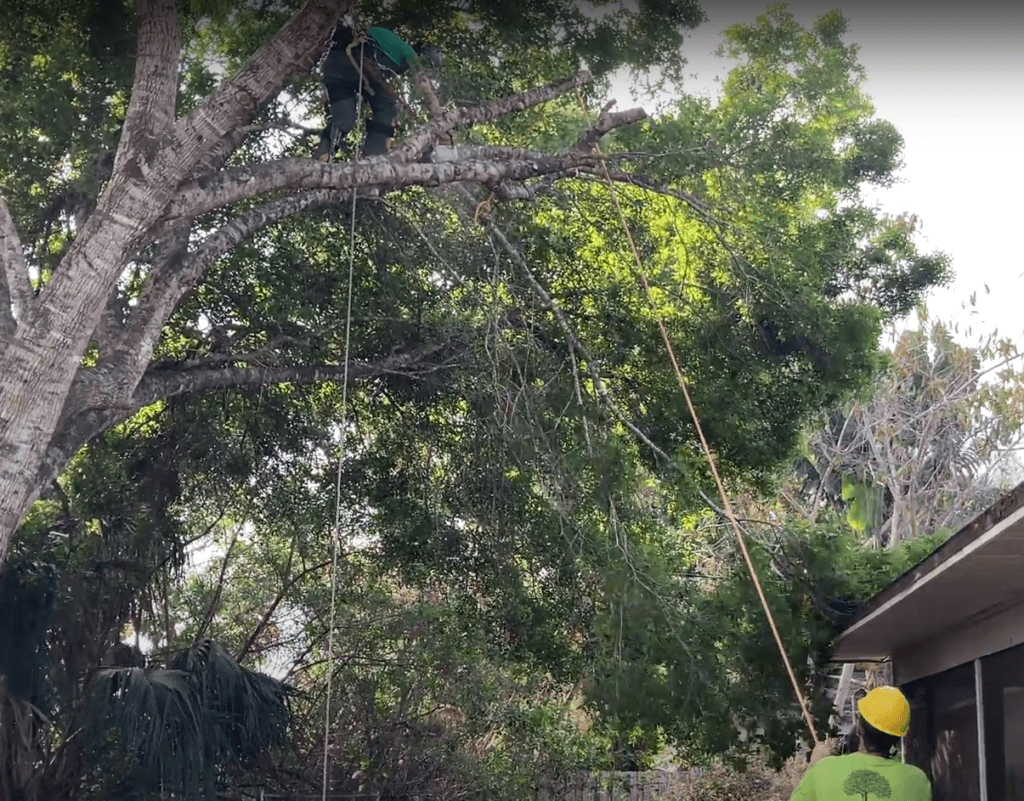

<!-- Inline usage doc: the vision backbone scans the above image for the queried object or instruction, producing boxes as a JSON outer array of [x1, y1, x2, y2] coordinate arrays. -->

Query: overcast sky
[[615, 0, 1023, 346]]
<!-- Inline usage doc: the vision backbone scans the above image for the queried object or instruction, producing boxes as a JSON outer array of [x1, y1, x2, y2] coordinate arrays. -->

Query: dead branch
[[391, 70, 593, 163]]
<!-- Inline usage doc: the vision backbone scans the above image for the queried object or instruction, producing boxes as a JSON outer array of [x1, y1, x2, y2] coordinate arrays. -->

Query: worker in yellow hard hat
[[789, 685, 932, 800]]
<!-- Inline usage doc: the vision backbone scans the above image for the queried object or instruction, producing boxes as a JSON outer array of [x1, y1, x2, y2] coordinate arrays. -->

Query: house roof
[[831, 480, 1024, 663]]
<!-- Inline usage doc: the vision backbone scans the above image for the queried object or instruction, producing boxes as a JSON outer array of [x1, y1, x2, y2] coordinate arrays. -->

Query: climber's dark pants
[[317, 47, 400, 157]]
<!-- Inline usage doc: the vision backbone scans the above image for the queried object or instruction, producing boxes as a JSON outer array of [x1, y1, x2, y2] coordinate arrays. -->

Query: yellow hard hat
[[857, 686, 911, 737]]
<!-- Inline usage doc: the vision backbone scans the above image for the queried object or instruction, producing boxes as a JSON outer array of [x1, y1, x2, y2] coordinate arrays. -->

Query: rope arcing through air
[[321, 34, 366, 801], [575, 90, 820, 747]]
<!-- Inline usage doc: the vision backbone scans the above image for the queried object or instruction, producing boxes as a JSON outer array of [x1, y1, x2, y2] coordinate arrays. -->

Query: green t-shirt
[[367, 27, 417, 72], [790, 753, 932, 801]]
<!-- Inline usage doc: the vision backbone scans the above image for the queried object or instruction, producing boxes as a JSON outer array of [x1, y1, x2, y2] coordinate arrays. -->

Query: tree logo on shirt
[[843, 769, 892, 800]]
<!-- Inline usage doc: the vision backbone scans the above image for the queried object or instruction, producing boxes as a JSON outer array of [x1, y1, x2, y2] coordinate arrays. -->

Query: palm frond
[[81, 640, 295, 800], [85, 667, 205, 800], [174, 639, 294, 764], [0, 683, 48, 801]]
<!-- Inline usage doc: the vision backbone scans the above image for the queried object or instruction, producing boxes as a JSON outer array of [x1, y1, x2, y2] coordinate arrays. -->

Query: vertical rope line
[[322, 36, 366, 801], [575, 89, 820, 746]]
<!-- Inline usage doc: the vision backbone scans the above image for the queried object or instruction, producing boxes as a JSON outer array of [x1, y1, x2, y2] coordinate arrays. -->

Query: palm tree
[[83, 639, 295, 801]]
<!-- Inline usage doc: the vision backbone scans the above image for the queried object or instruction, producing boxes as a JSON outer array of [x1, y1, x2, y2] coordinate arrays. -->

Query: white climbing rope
[[321, 33, 366, 801]]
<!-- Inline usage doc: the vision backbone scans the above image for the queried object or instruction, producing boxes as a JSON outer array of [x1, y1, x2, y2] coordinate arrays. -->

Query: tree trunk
[[0, 0, 357, 565], [0, 0, 649, 570]]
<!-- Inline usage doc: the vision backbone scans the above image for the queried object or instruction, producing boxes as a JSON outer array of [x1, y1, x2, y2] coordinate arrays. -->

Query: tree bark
[[0, 198, 33, 334], [0, 0, 653, 570], [0, 0, 357, 564], [132, 346, 451, 408], [170, 153, 609, 219], [112, 0, 181, 176]]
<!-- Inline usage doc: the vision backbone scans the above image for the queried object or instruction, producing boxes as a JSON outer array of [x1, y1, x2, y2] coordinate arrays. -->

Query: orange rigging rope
[[575, 89, 820, 746]]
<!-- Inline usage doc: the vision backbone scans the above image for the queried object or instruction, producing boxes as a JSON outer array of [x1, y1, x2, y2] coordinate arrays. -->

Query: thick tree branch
[[575, 106, 648, 153], [35, 343, 457, 515], [168, 0, 354, 173], [429, 145, 560, 163], [131, 344, 453, 409], [129, 189, 350, 353], [94, 285, 129, 355], [170, 154, 608, 219], [168, 69, 601, 218], [112, 221, 193, 364], [165, 71, 638, 225], [188, 126, 251, 182], [112, 0, 181, 176], [529, 105, 648, 199], [0, 197, 32, 333]]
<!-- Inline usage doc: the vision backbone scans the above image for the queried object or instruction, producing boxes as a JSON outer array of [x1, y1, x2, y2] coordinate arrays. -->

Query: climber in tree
[[312, 20, 441, 160]]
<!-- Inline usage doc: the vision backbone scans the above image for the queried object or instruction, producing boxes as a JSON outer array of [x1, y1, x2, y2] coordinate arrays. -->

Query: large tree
[[0, 0, 686, 559], [0, 0, 946, 568], [789, 313, 1024, 546]]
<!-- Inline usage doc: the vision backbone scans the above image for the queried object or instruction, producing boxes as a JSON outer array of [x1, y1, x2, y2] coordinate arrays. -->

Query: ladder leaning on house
[[826, 661, 893, 738]]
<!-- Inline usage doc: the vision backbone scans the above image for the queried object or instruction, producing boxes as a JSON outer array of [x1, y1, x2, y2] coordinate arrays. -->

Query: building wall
[[903, 661, 980, 801], [899, 641, 1024, 801]]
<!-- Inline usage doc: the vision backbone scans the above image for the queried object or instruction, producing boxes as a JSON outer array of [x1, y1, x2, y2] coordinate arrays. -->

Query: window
[[982, 642, 1024, 801], [903, 661, 980, 801], [1006, 688, 1024, 799]]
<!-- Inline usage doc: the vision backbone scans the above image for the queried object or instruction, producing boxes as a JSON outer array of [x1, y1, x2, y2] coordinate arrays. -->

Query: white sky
[[615, 0, 1024, 346]]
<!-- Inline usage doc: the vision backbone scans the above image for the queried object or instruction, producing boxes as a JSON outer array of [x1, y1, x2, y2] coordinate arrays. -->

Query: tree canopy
[[0, 0, 961, 797]]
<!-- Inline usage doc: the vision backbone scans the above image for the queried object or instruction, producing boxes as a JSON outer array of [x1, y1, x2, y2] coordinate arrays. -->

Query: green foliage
[[370, 0, 705, 85], [841, 476, 884, 535], [582, 516, 951, 767], [0, 0, 957, 792], [0, 0, 134, 277], [85, 639, 294, 801]]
